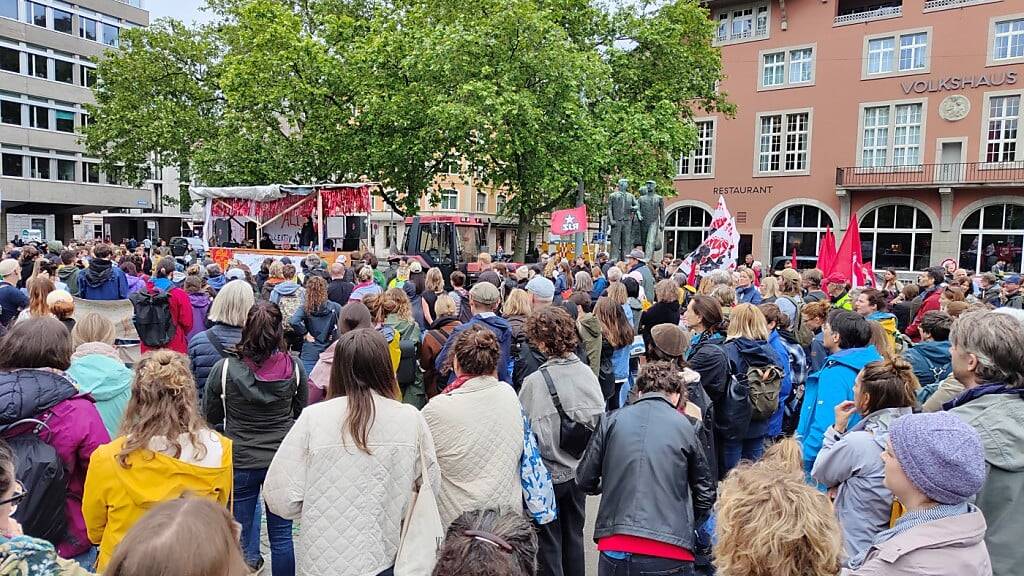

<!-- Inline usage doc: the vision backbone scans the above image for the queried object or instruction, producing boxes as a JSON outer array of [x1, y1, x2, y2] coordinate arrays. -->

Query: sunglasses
[[0, 483, 27, 516]]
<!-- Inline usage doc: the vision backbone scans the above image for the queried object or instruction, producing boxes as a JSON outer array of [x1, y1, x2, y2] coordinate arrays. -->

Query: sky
[[147, 0, 216, 25]]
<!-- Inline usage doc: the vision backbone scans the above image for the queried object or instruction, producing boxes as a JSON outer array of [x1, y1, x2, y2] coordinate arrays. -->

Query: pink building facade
[[670, 0, 1024, 274]]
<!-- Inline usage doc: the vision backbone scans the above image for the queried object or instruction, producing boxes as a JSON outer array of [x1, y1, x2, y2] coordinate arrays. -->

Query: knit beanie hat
[[889, 412, 986, 505]]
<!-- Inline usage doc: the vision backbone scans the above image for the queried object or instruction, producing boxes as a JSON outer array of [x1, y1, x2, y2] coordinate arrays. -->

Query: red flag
[[791, 248, 798, 270], [549, 206, 587, 237], [830, 216, 864, 284], [817, 227, 837, 274]]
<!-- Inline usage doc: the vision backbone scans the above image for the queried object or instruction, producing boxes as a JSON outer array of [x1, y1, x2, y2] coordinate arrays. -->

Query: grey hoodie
[[812, 407, 912, 564], [951, 391, 1024, 576]]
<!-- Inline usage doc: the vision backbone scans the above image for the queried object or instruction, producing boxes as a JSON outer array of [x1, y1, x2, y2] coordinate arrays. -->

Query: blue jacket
[[736, 285, 763, 305], [207, 274, 227, 293], [0, 281, 28, 326], [436, 314, 513, 384], [809, 330, 828, 373], [187, 324, 243, 402], [591, 277, 609, 302], [797, 345, 882, 465], [902, 340, 952, 387], [66, 351, 132, 438], [767, 330, 794, 438], [722, 337, 779, 440], [78, 263, 128, 301], [288, 301, 342, 365]]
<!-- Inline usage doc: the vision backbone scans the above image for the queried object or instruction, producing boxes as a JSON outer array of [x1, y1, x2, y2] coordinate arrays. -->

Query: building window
[[859, 205, 933, 271], [80, 17, 97, 41], [1, 153, 22, 177], [84, 161, 100, 183], [81, 67, 96, 87], [663, 205, 711, 259], [859, 102, 924, 167], [80, 113, 89, 128], [757, 111, 810, 175], [0, 46, 18, 73], [993, 17, 1024, 63], [496, 194, 506, 213], [0, 100, 20, 125], [678, 119, 715, 177], [770, 206, 834, 265], [0, 0, 17, 20], [30, 156, 50, 180], [959, 203, 1024, 273], [714, 2, 769, 44], [26, 2, 45, 27], [985, 95, 1020, 163], [29, 105, 48, 130], [440, 189, 458, 211], [52, 8, 72, 34], [54, 59, 72, 84], [56, 158, 75, 181], [759, 45, 815, 90], [55, 110, 74, 132], [865, 30, 931, 77], [28, 54, 47, 79], [102, 24, 119, 47], [762, 52, 784, 87], [476, 192, 487, 213]]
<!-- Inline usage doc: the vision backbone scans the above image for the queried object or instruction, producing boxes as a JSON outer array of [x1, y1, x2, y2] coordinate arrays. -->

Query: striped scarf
[[848, 503, 969, 569]]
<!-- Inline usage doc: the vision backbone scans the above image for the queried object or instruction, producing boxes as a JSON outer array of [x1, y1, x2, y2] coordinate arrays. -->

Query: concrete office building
[[670, 0, 1024, 274], [0, 0, 180, 242]]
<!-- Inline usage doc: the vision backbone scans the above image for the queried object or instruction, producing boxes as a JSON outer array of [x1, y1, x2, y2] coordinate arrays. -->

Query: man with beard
[[79, 243, 129, 300]]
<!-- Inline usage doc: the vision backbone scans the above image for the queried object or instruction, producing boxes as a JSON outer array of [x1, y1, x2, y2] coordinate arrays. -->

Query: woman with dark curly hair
[[518, 306, 604, 576], [432, 509, 538, 576]]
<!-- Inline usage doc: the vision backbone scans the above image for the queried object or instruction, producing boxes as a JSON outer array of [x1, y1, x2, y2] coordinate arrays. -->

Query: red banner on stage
[[550, 206, 587, 237]]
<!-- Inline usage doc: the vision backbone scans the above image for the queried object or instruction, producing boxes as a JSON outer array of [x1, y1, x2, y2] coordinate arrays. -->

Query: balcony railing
[[834, 4, 902, 25], [715, 24, 768, 43], [836, 161, 1024, 188], [922, 0, 990, 10]]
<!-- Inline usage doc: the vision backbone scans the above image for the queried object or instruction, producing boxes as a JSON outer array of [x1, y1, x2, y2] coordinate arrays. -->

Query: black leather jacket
[[576, 393, 715, 551]]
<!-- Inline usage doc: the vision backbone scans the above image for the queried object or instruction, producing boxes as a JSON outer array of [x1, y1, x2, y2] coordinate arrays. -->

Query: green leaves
[[84, 0, 728, 256]]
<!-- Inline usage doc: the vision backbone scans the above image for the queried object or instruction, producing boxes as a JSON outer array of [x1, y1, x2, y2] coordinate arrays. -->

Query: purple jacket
[[0, 369, 110, 558], [187, 292, 211, 343], [125, 274, 146, 295]]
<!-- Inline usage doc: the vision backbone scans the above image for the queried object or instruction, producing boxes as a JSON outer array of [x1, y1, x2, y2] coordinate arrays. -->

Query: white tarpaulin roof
[[189, 185, 284, 202]]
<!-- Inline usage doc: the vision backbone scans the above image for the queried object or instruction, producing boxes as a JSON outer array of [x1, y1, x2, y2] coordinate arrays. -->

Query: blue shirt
[[0, 281, 28, 326]]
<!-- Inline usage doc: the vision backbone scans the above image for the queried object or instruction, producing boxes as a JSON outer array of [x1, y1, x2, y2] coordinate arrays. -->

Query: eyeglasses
[[0, 483, 27, 516]]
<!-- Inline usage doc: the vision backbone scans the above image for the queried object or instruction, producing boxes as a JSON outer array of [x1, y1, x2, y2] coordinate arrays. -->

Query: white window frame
[[439, 188, 458, 211], [856, 98, 928, 169], [677, 117, 717, 179], [753, 108, 813, 177], [859, 204, 934, 272], [663, 205, 712, 258], [712, 1, 770, 46], [979, 89, 1024, 165], [496, 194, 506, 214], [988, 14, 1024, 66], [757, 44, 816, 91], [768, 205, 834, 265], [862, 28, 933, 79], [475, 191, 487, 213]]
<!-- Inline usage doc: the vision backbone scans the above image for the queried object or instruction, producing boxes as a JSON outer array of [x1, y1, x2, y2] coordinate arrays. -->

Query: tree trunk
[[514, 211, 532, 263]]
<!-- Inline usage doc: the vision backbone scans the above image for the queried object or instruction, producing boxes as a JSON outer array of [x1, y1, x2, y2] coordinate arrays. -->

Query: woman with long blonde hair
[[384, 288, 422, 406], [719, 304, 781, 475], [289, 276, 341, 376], [421, 267, 446, 325], [715, 438, 843, 576], [82, 351, 233, 571]]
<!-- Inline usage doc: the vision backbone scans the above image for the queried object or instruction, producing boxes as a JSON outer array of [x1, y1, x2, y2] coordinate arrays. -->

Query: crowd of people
[[0, 236, 1021, 576]]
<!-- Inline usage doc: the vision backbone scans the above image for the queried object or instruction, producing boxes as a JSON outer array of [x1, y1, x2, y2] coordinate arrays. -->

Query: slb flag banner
[[550, 206, 587, 237], [679, 195, 740, 281]]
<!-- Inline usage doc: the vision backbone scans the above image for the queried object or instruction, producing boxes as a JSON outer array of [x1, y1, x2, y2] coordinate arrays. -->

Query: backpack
[[278, 289, 305, 331], [782, 296, 812, 348], [129, 289, 175, 347], [455, 289, 473, 323], [747, 363, 785, 421], [1, 414, 68, 546]]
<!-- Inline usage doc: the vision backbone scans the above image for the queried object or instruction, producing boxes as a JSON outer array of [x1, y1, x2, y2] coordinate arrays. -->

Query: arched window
[[859, 205, 932, 271], [959, 203, 1024, 273], [770, 205, 833, 265], [663, 205, 712, 258]]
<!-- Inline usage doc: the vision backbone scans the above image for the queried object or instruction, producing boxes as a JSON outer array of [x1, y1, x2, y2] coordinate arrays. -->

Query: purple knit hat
[[889, 412, 987, 505]]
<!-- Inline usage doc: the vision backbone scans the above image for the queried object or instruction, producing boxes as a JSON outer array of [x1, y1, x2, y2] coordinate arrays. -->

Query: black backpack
[[1, 415, 68, 546], [130, 289, 175, 347], [455, 290, 473, 323]]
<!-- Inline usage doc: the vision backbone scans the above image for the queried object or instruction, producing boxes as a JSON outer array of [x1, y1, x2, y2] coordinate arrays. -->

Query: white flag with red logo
[[680, 195, 740, 283]]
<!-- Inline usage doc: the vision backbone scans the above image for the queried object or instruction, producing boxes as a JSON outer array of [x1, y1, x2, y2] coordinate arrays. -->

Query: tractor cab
[[400, 215, 488, 282]]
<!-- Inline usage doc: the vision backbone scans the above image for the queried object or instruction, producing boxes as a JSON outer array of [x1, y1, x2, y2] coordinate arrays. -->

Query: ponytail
[[858, 357, 919, 413]]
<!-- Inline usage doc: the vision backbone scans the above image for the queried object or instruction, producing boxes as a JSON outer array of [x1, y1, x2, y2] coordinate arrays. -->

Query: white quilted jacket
[[421, 375, 524, 527], [264, 393, 440, 576]]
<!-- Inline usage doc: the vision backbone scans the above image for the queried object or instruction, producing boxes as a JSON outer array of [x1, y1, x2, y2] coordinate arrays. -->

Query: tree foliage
[[83, 0, 731, 258]]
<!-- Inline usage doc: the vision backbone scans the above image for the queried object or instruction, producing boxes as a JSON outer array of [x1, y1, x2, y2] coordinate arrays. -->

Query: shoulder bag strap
[[539, 368, 571, 421], [207, 330, 227, 358], [293, 358, 301, 397], [220, 359, 230, 432]]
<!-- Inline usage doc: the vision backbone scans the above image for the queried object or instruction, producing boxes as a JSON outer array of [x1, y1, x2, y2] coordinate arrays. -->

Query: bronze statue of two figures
[[606, 179, 665, 262]]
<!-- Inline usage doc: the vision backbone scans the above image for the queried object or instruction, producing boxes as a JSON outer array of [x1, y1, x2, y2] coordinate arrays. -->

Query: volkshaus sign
[[900, 72, 1017, 95]]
